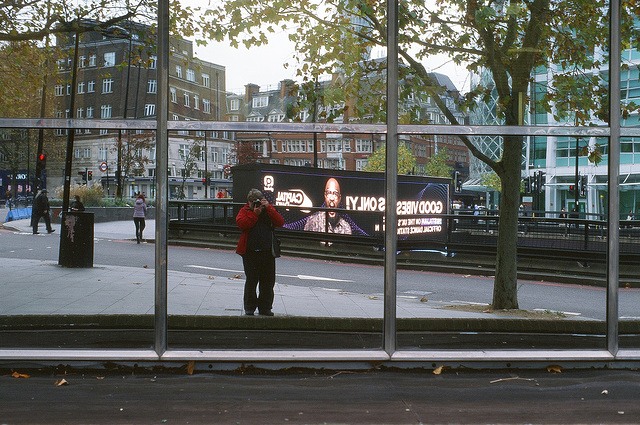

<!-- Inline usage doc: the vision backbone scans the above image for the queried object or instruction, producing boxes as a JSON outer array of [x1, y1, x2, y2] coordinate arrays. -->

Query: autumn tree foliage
[[230, 141, 262, 166], [363, 143, 416, 175]]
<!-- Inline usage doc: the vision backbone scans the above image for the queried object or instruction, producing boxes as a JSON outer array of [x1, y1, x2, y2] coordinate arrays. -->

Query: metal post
[[155, 0, 170, 357], [384, 0, 399, 355], [607, 0, 621, 356]]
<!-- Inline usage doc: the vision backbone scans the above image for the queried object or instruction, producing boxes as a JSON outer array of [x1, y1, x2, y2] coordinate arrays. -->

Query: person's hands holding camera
[[252, 198, 268, 214]]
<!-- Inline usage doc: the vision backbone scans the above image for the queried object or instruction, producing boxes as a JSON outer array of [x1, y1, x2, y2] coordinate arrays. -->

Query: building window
[[212, 148, 219, 162], [88, 54, 96, 67], [56, 59, 65, 70], [100, 129, 108, 135], [203, 99, 211, 113], [356, 139, 373, 153], [77, 82, 85, 94], [186, 69, 195, 82], [170, 87, 177, 103], [76, 107, 83, 118], [55, 85, 64, 96], [184, 93, 190, 107], [86, 106, 94, 118], [99, 147, 107, 161], [144, 104, 156, 117], [83, 148, 91, 158], [100, 104, 112, 119], [202, 73, 210, 87], [356, 159, 368, 171], [75, 148, 82, 158], [147, 79, 157, 93], [173, 114, 179, 120], [175, 65, 182, 78], [230, 99, 239, 111], [87, 80, 95, 93], [66, 84, 71, 95], [193, 95, 199, 109], [103, 52, 116, 67], [78, 56, 86, 68], [252, 96, 268, 108], [102, 78, 113, 94], [178, 144, 189, 160], [149, 55, 157, 69]]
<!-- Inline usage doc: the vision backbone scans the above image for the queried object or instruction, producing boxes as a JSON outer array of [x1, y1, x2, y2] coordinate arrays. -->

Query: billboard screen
[[233, 164, 451, 243]]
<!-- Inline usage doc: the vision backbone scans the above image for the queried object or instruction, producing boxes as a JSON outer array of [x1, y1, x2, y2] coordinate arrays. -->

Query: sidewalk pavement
[[1, 217, 501, 320]]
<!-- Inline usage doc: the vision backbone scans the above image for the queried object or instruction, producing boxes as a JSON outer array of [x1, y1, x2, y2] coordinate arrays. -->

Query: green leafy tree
[[363, 143, 416, 175], [424, 148, 453, 178], [201, 0, 640, 309], [481, 172, 502, 194]]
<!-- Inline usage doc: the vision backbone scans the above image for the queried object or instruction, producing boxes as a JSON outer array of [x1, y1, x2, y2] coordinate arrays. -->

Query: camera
[[252, 199, 263, 208]]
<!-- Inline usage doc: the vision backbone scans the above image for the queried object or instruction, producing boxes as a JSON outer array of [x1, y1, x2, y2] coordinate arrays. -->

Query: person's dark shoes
[[33, 231, 39, 234], [258, 310, 274, 316], [47, 229, 55, 233], [244, 310, 255, 316]]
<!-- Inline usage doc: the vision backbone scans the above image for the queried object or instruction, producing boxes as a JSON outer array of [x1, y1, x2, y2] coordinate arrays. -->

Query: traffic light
[[579, 175, 587, 196], [535, 171, 544, 193], [202, 177, 208, 186], [454, 171, 462, 192], [87, 170, 92, 181], [36, 153, 46, 170], [78, 171, 87, 182], [569, 184, 575, 197], [523, 176, 531, 193]]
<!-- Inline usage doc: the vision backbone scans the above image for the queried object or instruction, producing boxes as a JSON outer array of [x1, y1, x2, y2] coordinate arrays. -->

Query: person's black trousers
[[242, 250, 276, 314], [32, 212, 52, 233], [134, 217, 145, 242]]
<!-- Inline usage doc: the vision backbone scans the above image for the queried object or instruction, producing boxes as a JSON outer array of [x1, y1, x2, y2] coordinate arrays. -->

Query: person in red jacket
[[236, 188, 284, 316]]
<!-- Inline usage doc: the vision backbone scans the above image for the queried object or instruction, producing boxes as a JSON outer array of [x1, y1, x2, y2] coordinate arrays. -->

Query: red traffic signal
[[37, 153, 46, 169]]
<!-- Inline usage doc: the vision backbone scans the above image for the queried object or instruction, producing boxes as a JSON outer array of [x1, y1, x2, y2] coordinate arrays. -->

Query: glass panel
[[396, 0, 609, 350], [0, 126, 154, 349], [166, 131, 385, 350]]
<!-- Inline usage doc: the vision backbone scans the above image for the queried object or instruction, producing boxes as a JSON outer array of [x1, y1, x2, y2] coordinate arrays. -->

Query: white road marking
[[185, 264, 353, 282], [533, 308, 581, 316]]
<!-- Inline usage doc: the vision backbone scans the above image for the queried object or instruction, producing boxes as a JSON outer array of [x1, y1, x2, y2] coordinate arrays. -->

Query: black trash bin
[[58, 211, 94, 268]]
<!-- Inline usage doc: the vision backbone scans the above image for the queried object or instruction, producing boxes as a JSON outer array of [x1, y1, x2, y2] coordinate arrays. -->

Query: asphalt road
[[1, 368, 640, 424], [4, 225, 640, 321]]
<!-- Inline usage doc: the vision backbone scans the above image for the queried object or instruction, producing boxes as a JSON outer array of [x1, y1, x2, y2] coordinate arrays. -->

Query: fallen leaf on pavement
[[133, 282, 142, 285], [208, 276, 215, 280], [187, 361, 195, 375], [368, 296, 379, 300], [143, 265, 148, 268], [12, 372, 30, 379], [420, 296, 428, 302], [433, 365, 450, 375], [233, 274, 243, 279], [547, 365, 563, 373], [54, 378, 69, 386]]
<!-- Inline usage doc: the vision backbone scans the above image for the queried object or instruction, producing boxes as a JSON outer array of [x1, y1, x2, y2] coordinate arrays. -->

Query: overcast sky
[[192, 25, 471, 95]]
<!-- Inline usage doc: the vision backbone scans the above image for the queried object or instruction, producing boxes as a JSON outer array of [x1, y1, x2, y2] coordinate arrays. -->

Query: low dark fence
[[168, 200, 640, 264]]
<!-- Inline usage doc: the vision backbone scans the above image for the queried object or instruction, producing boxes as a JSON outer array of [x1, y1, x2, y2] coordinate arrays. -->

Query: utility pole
[[61, 22, 80, 214]]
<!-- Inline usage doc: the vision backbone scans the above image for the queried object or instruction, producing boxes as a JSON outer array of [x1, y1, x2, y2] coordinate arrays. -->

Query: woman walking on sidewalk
[[133, 193, 147, 244]]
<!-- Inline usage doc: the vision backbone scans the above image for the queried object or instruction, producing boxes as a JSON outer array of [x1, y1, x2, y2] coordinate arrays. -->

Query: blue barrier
[[5, 207, 32, 222]]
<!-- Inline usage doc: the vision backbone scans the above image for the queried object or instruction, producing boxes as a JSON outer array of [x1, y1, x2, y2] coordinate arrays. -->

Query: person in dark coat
[[70, 195, 85, 211], [32, 189, 54, 234], [236, 188, 284, 316]]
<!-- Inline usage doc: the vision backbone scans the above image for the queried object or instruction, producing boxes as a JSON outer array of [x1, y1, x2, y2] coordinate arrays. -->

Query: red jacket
[[236, 203, 284, 255]]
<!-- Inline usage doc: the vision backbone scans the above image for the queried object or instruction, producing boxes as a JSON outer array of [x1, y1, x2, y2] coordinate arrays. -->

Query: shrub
[[52, 184, 105, 207]]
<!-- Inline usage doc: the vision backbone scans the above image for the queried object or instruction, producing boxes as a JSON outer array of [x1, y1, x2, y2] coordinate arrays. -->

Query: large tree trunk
[[492, 135, 523, 309]]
